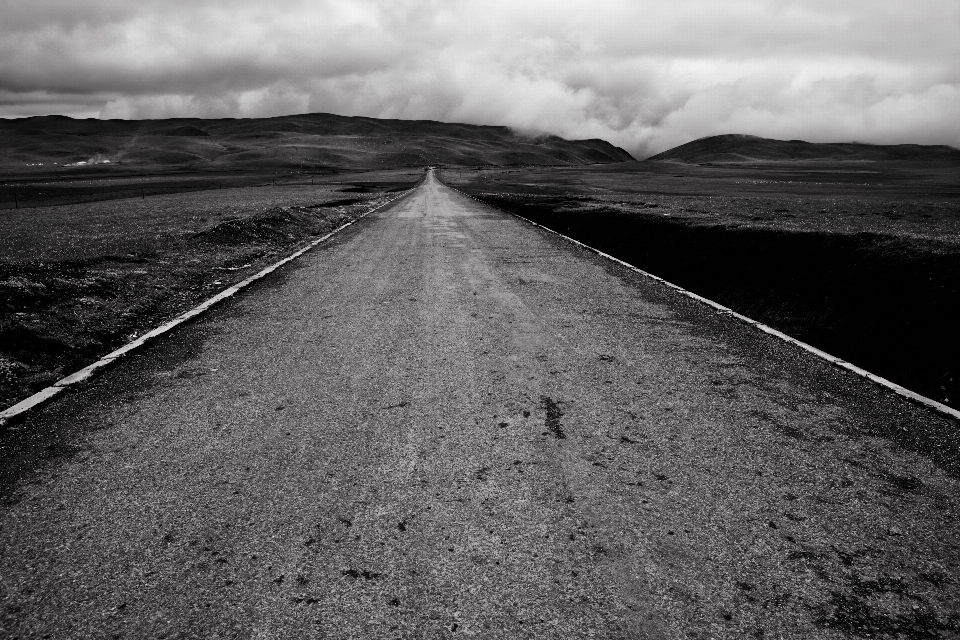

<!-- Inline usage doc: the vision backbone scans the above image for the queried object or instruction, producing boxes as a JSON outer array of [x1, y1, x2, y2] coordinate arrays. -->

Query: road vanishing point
[[1, 170, 958, 638]]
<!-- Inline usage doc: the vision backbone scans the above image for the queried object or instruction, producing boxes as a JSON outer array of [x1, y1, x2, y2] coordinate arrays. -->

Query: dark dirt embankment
[[0, 181, 414, 410], [466, 192, 960, 412]]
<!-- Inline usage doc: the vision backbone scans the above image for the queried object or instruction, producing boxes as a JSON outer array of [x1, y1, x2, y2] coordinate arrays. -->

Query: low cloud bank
[[1, 0, 958, 157]]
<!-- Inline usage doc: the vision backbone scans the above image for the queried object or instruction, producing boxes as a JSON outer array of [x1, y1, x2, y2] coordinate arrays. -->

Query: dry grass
[[2, 184, 378, 262], [442, 162, 960, 242]]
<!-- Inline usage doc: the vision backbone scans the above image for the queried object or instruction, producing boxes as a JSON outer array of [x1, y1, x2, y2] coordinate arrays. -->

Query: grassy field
[[0, 168, 419, 211], [0, 169, 422, 409], [442, 160, 960, 412]]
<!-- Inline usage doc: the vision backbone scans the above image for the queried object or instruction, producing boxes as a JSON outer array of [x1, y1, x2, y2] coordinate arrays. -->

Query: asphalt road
[[1, 171, 958, 639]]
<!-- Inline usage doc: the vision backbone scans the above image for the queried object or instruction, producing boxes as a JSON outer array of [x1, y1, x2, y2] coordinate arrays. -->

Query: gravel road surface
[[1, 170, 958, 639]]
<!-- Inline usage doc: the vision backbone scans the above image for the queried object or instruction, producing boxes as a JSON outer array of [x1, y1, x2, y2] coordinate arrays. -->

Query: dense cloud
[[1, 0, 958, 156]]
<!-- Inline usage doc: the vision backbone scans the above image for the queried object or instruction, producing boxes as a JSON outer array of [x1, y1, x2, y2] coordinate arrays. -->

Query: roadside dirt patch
[[193, 205, 353, 245]]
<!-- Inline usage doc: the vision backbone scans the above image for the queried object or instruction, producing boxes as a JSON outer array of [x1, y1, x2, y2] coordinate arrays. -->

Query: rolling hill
[[0, 113, 634, 173], [646, 134, 960, 165]]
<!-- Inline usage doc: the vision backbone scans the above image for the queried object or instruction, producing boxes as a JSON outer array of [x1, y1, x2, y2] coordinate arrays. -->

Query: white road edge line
[[0, 187, 416, 428], [444, 180, 960, 422]]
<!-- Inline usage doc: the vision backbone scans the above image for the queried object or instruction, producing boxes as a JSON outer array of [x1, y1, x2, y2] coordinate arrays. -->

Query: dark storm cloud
[[1, 0, 958, 155]]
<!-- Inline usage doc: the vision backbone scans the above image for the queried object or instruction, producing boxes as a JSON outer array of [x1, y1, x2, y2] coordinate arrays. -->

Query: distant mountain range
[[6, 115, 956, 175], [0, 113, 634, 173], [646, 134, 960, 165]]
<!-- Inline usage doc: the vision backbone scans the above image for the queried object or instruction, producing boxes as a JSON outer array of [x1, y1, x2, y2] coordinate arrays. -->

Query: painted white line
[[444, 179, 960, 422], [0, 187, 416, 428]]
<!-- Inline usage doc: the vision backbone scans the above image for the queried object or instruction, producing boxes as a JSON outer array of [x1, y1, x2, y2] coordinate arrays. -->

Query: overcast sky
[[1, 0, 958, 156]]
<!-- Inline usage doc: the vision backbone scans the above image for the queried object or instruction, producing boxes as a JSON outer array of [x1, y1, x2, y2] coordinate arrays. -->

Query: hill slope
[[0, 113, 634, 173], [647, 134, 960, 165]]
